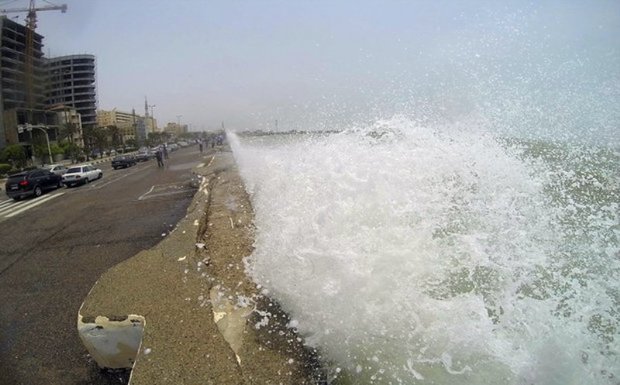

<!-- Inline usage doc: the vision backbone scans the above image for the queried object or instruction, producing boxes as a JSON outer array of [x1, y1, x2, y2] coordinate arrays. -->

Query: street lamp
[[148, 104, 156, 132], [18, 124, 53, 165]]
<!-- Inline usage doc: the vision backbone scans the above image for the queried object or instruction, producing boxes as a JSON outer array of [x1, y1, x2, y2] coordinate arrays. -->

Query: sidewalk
[[77, 148, 324, 384]]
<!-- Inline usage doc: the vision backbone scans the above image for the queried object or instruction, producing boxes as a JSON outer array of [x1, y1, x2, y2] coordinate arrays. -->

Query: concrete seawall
[[77, 148, 324, 384]]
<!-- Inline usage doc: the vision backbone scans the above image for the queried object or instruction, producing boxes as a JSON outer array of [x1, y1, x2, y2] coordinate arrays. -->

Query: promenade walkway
[[77, 148, 324, 384]]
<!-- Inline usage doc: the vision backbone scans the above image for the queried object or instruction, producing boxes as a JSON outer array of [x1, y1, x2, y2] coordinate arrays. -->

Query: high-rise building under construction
[[0, 16, 49, 149], [0, 15, 97, 155]]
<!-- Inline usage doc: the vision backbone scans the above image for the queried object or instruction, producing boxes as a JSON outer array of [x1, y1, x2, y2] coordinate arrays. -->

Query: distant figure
[[163, 145, 169, 159], [199, 141, 204, 153], [156, 149, 164, 168]]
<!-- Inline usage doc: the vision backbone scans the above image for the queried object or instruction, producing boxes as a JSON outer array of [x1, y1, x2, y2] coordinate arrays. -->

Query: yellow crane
[[1, 0, 67, 112]]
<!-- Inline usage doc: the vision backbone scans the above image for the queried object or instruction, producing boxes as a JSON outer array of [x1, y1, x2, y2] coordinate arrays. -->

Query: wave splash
[[229, 116, 619, 385]]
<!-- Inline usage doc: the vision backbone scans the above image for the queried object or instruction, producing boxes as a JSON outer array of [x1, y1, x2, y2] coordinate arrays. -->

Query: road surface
[[0, 145, 205, 385]]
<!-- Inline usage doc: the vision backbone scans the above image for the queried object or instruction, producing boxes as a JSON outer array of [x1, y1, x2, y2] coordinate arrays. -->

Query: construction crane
[[1, 1, 67, 115]]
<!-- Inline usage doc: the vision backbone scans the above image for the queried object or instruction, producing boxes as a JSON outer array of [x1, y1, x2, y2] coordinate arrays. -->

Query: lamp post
[[148, 104, 156, 132], [176, 115, 182, 138], [18, 124, 53, 165]]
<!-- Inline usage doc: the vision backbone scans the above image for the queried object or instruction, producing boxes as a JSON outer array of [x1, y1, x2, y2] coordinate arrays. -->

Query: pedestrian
[[163, 144, 169, 159], [156, 148, 164, 168], [199, 141, 203, 153]]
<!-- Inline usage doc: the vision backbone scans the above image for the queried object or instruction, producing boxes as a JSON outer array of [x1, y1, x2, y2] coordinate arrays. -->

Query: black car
[[111, 155, 137, 169], [5, 169, 63, 200]]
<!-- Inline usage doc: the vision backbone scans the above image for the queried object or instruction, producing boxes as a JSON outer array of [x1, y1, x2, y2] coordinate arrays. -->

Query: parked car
[[5, 169, 63, 200], [42, 164, 68, 176], [111, 155, 137, 169], [135, 151, 154, 162], [62, 165, 103, 187]]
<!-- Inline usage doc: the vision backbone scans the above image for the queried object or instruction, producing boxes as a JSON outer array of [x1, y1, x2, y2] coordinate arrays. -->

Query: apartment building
[[97, 109, 156, 144], [46, 54, 97, 127], [164, 122, 188, 137]]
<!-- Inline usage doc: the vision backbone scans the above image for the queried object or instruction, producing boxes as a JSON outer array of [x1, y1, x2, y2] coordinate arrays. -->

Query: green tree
[[125, 138, 137, 150], [83, 126, 108, 158], [59, 120, 78, 143], [0, 144, 28, 168], [107, 125, 122, 148]]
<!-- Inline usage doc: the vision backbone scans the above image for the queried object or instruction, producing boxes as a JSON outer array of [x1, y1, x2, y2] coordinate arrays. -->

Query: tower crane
[[1, 1, 67, 114]]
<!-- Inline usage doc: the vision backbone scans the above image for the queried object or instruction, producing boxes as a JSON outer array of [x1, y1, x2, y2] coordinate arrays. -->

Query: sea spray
[[229, 117, 618, 384]]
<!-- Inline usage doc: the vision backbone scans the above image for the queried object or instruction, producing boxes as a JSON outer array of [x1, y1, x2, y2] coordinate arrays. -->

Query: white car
[[42, 163, 68, 176], [62, 164, 103, 187]]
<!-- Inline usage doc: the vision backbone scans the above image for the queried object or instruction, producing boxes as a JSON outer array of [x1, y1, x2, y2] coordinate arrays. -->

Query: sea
[[228, 118, 619, 385]]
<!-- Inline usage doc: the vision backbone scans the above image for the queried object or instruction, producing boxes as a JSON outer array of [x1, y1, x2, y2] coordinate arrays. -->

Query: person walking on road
[[156, 148, 164, 168]]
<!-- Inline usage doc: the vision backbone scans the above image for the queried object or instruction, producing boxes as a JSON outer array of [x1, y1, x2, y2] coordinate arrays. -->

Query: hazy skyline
[[6, 0, 618, 135]]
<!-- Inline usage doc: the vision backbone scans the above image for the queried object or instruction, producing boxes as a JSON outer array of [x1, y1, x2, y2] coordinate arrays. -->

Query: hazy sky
[[7, 0, 619, 135]]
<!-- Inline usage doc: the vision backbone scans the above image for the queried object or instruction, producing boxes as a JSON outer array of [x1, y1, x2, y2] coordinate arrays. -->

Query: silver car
[[42, 164, 68, 176], [62, 165, 103, 187]]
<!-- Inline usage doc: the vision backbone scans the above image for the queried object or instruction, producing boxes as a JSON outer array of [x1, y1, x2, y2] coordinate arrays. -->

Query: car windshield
[[66, 167, 82, 173]]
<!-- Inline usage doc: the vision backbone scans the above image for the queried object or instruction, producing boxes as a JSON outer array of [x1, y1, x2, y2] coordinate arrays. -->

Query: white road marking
[[0, 199, 25, 215], [138, 185, 155, 201], [0, 199, 18, 209], [138, 182, 195, 201], [3, 193, 65, 218], [206, 156, 215, 167]]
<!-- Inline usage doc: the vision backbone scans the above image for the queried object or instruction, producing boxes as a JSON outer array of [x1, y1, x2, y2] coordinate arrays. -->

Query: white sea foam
[[230, 116, 619, 384]]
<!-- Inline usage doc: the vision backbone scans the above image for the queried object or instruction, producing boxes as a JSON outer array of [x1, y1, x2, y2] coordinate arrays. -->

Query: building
[[164, 122, 188, 137], [48, 104, 84, 148], [0, 16, 51, 150], [97, 108, 157, 144], [46, 54, 97, 128], [97, 109, 137, 143], [0, 17, 97, 160]]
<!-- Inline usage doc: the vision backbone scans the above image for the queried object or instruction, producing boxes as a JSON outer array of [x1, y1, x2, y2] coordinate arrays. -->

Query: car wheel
[[84, 177, 89, 185], [34, 186, 42, 197], [98, 172, 103, 179], [13, 196, 21, 201], [57, 180, 63, 188]]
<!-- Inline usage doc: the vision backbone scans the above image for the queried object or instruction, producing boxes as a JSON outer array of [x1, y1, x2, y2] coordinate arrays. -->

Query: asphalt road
[[0, 145, 207, 385]]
